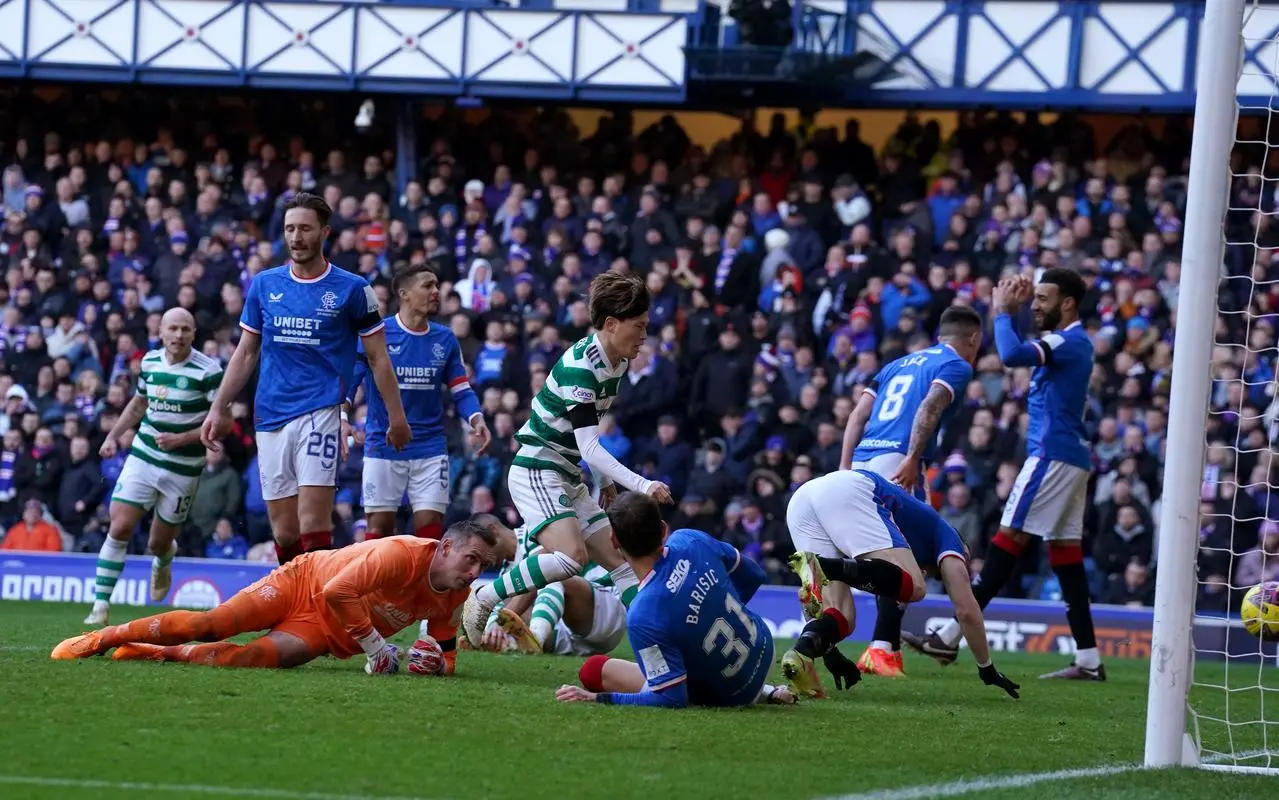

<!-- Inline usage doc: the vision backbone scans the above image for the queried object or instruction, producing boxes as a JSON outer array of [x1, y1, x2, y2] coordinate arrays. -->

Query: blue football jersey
[[853, 344, 973, 462], [995, 317, 1093, 470], [240, 264, 382, 431], [352, 315, 481, 461], [626, 529, 774, 707], [857, 470, 967, 568]]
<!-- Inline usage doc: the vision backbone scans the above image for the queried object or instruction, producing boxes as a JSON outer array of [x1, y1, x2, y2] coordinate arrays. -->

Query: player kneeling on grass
[[555, 492, 796, 708], [782, 468, 1020, 701], [51, 521, 498, 674]]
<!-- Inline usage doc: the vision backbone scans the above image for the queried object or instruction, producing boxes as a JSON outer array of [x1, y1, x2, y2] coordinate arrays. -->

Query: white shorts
[[786, 470, 908, 559], [1000, 456, 1089, 540], [363, 455, 449, 513], [255, 406, 341, 502], [508, 465, 610, 543], [851, 452, 927, 501], [112, 454, 200, 525], [552, 584, 627, 656]]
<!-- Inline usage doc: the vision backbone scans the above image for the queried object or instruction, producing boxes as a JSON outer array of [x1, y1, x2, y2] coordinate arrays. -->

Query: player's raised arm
[[992, 277, 1044, 367], [937, 555, 1020, 699], [320, 540, 416, 672], [839, 385, 876, 470]]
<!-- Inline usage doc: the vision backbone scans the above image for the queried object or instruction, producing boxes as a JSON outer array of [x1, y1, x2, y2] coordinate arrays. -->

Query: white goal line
[[815, 750, 1273, 800]]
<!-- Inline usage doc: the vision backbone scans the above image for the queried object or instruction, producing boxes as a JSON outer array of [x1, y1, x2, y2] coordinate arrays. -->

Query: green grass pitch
[[1, 600, 1276, 800]]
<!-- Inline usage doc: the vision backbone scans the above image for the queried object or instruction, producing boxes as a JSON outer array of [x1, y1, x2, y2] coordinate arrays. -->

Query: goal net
[[1147, 0, 1279, 774]]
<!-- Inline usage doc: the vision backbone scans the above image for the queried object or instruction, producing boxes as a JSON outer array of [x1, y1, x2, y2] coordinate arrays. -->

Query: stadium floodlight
[[1144, 0, 1278, 776]]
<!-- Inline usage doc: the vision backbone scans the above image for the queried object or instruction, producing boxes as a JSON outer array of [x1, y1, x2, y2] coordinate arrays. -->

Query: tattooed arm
[[889, 382, 954, 492]]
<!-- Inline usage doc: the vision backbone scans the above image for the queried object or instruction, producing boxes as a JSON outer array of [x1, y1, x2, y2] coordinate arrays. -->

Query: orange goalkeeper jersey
[[284, 537, 469, 659]]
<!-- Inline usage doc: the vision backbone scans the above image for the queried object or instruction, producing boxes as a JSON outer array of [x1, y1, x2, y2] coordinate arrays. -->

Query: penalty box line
[[0, 775, 438, 800]]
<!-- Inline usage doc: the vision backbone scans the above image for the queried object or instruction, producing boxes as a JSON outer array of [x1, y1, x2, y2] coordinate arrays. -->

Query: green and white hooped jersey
[[131, 348, 224, 478], [513, 333, 626, 483]]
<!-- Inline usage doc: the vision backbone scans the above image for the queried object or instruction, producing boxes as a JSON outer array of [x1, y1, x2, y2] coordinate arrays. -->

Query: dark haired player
[[462, 272, 674, 647], [905, 269, 1105, 681], [345, 262, 488, 639], [202, 193, 411, 565], [835, 304, 984, 678], [554, 492, 796, 708]]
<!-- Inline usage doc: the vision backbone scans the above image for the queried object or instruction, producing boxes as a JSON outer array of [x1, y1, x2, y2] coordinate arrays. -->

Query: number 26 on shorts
[[306, 431, 338, 461]]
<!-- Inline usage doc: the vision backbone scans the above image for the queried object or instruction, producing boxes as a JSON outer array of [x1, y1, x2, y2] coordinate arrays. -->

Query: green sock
[[94, 537, 129, 604], [475, 551, 581, 606], [529, 582, 565, 648]]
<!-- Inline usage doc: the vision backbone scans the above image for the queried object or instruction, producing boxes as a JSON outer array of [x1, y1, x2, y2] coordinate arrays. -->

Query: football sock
[[275, 539, 304, 565], [94, 536, 129, 606], [153, 540, 176, 566], [794, 608, 851, 659], [476, 551, 581, 605], [1050, 543, 1101, 668], [816, 556, 915, 603], [938, 531, 1025, 647], [300, 530, 332, 552], [415, 522, 443, 540], [609, 563, 640, 607], [529, 582, 566, 648], [872, 596, 906, 651], [163, 637, 281, 669], [579, 654, 610, 692]]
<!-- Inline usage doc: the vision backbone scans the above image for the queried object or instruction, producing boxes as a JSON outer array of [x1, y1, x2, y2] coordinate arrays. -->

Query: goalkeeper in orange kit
[[51, 521, 499, 675]]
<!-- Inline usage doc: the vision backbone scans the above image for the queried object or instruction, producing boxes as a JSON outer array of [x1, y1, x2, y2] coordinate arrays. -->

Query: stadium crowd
[[0, 91, 1272, 610]]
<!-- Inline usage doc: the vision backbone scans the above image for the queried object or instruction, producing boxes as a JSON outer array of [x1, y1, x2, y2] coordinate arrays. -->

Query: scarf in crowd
[[715, 247, 737, 293], [74, 393, 97, 421], [0, 449, 15, 502], [542, 245, 559, 266], [456, 223, 486, 260]]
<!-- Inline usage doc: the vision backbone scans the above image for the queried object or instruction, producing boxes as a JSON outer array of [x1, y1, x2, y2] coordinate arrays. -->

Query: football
[[1240, 582, 1279, 641], [408, 637, 447, 675]]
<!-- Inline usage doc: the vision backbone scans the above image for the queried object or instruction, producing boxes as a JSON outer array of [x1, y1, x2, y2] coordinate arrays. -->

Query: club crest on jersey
[[432, 343, 446, 361], [176, 377, 189, 389], [321, 291, 338, 310]]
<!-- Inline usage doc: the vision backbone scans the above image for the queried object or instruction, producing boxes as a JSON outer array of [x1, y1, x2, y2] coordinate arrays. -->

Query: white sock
[[871, 640, 894, 652], [936, 619, 963, 647], [1075, 646, 1101, 669], [418, 619, 430, 639], [610, 563, 639, 606]]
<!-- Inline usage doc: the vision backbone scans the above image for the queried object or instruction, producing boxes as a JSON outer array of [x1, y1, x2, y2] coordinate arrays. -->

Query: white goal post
[[1144, 0, 1278, 774]]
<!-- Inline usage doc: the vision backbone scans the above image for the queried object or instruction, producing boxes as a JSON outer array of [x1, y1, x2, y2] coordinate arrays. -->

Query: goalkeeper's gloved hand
[[358, 631, 401, 675], [978, 662, 1020, 699], [822, 648, 862, 691]]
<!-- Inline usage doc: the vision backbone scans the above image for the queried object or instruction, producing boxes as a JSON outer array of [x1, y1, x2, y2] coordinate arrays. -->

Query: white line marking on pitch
[[0, 776, 436, 800], [818, 749, 1275, 800], [815, 764, 1138, 800]]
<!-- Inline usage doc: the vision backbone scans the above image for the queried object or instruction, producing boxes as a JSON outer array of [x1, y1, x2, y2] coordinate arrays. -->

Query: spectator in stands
[[1, 497, 61, 551]]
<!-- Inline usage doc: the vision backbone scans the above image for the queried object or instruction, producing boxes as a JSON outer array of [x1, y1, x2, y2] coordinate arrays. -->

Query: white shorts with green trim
[[112, 454, 200, 525], [552, 584, 627, 656], [507, 463, 610, 546]]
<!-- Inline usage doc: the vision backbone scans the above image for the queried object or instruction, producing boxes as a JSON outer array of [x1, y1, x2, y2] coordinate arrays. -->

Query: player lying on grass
[[555, 492, 796, 708], [781, 468, 1020, 700], [471, 513, 627, 658], [51, 521, 498, 674]]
